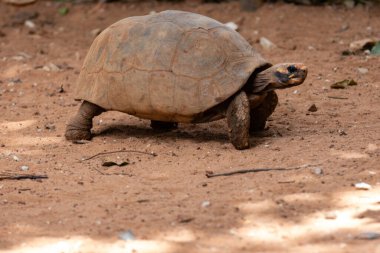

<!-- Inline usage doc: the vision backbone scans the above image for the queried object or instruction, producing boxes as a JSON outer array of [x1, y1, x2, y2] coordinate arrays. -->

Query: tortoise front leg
[[226, 91, 250, 150], [65, 101, 105, 141], [249, 91, 278, 132]]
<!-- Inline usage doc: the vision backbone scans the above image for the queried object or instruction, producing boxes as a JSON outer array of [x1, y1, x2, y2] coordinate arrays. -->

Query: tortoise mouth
[[275, 67, 308, 87], [287, 77, 305, 86]]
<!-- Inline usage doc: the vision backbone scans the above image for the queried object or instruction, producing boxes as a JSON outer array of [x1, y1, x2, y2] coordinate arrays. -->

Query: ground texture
[[0, 1, 380, 252]]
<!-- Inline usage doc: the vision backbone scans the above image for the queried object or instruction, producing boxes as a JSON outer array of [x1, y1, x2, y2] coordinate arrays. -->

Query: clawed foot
[[65, 125, 92, 141], [64, 101, 104, 141]]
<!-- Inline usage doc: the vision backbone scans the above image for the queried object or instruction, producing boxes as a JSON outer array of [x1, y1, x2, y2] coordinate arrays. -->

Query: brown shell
[[75, 10, 269, 122]]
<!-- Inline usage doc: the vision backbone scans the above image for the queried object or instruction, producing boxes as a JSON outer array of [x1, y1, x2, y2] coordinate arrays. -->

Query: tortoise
[[65, 10, 307, 150]]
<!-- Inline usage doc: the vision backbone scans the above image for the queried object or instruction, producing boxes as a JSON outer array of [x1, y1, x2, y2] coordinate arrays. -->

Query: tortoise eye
[[287, 65, 297, 73]]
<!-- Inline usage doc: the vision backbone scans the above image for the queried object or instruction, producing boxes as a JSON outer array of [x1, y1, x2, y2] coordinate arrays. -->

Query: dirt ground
[[0, 1, 379, 252]]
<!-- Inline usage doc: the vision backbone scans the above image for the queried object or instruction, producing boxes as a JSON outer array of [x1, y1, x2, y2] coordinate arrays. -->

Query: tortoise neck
[[246, 65, 276, 94]]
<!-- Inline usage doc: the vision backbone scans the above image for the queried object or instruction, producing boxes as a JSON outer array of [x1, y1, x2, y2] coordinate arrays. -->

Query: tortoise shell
[[75, 10, 269, 122]]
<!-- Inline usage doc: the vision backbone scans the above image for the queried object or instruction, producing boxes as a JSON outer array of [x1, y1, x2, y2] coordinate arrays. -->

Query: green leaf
[[58, 7, 69, 16], [371, 42, 380, 55]]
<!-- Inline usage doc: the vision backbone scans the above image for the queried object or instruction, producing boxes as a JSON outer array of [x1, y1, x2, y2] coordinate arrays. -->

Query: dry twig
[[327, 96, 349, 100], [0, 173, 48, 181], [81, 149, 157, 161], [206, 164, 319, 178]]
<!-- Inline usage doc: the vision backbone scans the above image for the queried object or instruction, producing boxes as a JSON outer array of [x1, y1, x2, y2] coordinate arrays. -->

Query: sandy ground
[[0, 1, 380, 252]]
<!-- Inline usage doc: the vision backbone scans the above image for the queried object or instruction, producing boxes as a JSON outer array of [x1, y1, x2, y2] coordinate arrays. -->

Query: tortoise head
[[273, 63, 308, 87], [251, 63, 308, 93]]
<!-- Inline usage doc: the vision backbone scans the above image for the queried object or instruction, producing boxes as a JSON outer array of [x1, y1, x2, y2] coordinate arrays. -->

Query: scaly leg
[[226, 91, 250, 150], [65, 101, 105, 141], [249, 91, 278, 132]]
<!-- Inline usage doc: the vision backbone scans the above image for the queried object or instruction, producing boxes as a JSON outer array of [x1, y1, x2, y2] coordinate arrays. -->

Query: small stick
[[327, 96, 349, 100], [278, 180, 296, 184], [81, 150, 157, 161], [92, 168, 128, 176], [206, 164, 319, 178], [0, 173, 48, 181], [93, 168, 106, 175]]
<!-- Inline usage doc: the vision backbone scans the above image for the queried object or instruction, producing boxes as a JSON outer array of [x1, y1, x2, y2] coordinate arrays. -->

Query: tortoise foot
[[65, 125, 92, 141], [64, 101, 104, 141], [150, 121, 178, 131]]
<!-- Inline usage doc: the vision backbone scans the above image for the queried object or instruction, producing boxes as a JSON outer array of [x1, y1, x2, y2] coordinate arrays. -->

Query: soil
[[0, 1, 380, 252]]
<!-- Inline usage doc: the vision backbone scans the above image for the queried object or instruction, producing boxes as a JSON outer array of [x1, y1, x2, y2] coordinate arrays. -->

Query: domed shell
[[75, 10, 269, 122]]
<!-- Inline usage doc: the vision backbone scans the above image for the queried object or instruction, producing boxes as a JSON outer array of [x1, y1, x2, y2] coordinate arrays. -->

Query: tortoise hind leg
[[65, 101, 105, 141], [249, 91, 278, 132], [227, 91, 250, 150], [150, 121, 178, 131]]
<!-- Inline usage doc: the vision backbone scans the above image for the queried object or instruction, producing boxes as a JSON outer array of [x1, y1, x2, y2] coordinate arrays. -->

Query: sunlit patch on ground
[[2, 189, 379, 253], [229, 187, 380, 250], [1, 136, 62, 147], [330, 150, 370, 159], [0, 120, 37, 133], [1, 64, 32, 79], [0, 237, 176, 253]]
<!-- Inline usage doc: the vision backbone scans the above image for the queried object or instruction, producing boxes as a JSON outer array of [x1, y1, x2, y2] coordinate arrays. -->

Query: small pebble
[[349, 38, 375, 52], [45, 123, 56, 130], [42, 63, 60, 72], [201, 200, 210, 208], [311, 167, 323, 175], [12, 155, 20, 161], [354, 182, 372, 190], [118, 230, 135, 241], [293, 90, 299, 94], [357, 67, 368, 74], [259, 37, 276, 50], [58, 85, 65, 93], [20, 165, 29, 171], [308, 104, 318, 112], [24, 20, 36, 29], [330, 79, 357, 89], [339, 24, 349, 32], [338, 129, 347, 136]]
